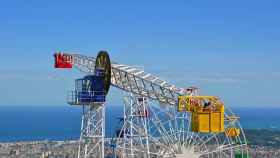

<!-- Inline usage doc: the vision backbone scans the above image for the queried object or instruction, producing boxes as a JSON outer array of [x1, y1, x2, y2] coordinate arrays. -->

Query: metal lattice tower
[[119, 94, 150, 158], [77, 104, 105, 158]]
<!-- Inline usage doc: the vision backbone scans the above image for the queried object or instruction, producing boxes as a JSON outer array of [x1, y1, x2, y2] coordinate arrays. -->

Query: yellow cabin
[[178, 96, 225, 133], [225, 128, 240, 137], [191, 106, 224, 133]]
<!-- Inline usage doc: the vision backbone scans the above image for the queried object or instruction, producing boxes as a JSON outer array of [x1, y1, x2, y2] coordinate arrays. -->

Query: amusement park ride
[[54, 51, 250, 158]]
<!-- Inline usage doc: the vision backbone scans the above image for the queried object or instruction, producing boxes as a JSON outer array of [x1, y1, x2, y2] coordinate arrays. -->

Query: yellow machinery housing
[[225, 128, 240, 137], [178, 95, 195, 112], [178, 96, 225, 133]]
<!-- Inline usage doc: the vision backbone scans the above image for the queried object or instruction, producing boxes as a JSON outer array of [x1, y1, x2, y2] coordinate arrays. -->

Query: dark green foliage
[[235, 152, 250, 158], [245, 129, 280, 147]]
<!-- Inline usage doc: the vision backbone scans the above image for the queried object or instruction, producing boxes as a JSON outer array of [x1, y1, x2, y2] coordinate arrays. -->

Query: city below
[[0, 129, 279, 158]]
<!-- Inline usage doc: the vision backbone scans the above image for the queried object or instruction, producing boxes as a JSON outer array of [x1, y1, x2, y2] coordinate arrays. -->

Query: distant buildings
[[0, 138, 280, 157]]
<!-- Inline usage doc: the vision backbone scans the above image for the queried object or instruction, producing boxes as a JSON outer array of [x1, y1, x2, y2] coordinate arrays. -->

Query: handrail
[[67, 90, 106, 105]]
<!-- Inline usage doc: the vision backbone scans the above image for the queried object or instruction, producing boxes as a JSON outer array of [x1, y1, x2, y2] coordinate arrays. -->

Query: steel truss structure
[[56, 52, 249, 158], [63, 53, 184, 104], [114, 96, 248, 158], [78, 104, 105, 158], [118, 94, 150, 158]]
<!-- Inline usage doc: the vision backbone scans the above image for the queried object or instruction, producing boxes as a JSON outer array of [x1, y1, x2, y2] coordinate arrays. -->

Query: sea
[[0, 105, 279, 142]]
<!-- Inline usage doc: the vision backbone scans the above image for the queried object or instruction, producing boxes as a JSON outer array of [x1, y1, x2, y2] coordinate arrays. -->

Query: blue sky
[[0, 0, 279, 107]]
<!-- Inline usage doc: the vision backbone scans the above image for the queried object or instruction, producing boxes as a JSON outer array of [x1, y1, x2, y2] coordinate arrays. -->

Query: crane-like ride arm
[[54, 50, 239, 134], [54, 51, 186, 105]]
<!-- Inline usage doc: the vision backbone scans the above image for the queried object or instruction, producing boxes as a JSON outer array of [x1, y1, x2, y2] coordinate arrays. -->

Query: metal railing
[[67, 91, 106, 105]]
